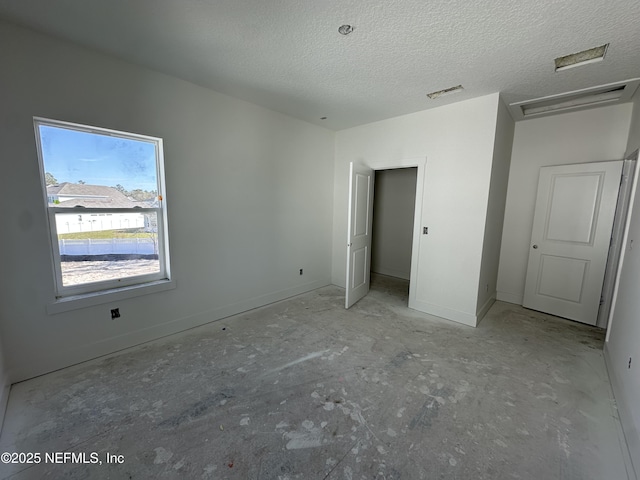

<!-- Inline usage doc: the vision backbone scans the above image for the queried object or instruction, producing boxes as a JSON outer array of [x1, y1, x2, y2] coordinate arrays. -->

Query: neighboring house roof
[[47, 183, 155, 208], [46, 183, 66, 196]]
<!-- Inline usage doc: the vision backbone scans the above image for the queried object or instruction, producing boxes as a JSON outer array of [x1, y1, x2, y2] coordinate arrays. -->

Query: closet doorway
[[371, 167, 418, 291]]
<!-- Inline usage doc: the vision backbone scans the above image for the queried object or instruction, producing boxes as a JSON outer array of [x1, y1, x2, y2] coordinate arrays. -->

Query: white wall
[[0, 337, 9, 433], [476, 98, 514, 320], [371, 168, 417, 280], [605, 91, 640, 476], [333, 94, 501, 326], [496, 104, 633, 306], [0, 21, 335, 382]]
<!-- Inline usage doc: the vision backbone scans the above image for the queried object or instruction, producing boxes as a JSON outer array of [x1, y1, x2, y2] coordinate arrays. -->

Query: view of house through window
[[35, 118, 169, 296]]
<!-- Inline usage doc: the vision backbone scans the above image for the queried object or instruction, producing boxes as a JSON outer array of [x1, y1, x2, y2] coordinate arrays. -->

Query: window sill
[[46, 279, 176, 315]]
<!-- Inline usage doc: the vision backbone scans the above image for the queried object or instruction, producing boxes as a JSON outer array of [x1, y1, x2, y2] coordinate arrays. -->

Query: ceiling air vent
[[554, 44, 609, 72], [427, 85, 464, 100], [509, 79, 640, 121]]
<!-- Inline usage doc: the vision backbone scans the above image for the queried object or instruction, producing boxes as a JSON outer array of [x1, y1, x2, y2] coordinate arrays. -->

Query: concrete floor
[[0, 274, 632, 479]]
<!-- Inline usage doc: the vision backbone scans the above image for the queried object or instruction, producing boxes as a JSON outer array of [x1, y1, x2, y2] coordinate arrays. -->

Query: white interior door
[[523, 161, 623, 325], [345, 162, 374, 308]]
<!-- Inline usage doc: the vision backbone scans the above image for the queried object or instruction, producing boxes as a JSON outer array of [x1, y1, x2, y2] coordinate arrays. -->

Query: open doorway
[[371, 167, 418, 303], [345, 158, 425, 309]]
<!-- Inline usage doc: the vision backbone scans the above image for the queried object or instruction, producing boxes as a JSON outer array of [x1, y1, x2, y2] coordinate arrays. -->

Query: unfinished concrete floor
[[0, 274, 631, 479]]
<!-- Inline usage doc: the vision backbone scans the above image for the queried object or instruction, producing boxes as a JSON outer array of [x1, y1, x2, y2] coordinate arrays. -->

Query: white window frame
[[34, 117, 172, 299]]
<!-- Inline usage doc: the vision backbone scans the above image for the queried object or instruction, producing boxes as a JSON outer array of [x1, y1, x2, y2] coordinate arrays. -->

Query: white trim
[[476, 294, 496, 325], [409, 298, 477, 327], [34, 119, 61, 297], [496, 291, 524, 305], [598, 156, 637, 328], [365, 157, 426, 313], [33, 116, 163, 142], [16, 280, 327, 382], [606, 149, 640, 342], [46, 279, 176, 315], [49, 207, 160, 214], [604, 344, 639, 480]]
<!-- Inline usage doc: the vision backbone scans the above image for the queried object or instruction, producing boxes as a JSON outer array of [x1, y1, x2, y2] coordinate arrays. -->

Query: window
[[34, 118, 171, 298]]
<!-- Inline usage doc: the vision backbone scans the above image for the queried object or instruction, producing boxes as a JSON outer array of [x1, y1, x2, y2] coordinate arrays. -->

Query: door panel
[[546, 174, 601, 243], [523, 161, 623, 325], [536, 255, 588, 302], [345, 162, 374, 308], [354, 173, 370, 236], [351, 246, 368, 290]]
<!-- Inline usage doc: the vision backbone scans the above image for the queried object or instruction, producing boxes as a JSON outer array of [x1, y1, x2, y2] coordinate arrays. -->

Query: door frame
[[598, 155, 637, 328], [606, 149, 640, 341], [364, 156, 426, 309]]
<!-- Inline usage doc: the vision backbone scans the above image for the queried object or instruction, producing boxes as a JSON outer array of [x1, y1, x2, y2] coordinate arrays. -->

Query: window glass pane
[[57, 211, 160, 286], [39, 124, 158, 205]]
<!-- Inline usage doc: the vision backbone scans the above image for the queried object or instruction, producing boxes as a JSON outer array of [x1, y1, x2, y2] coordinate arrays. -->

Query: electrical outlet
[[111, 308, 120, 319], [299, 268, 303, 275]]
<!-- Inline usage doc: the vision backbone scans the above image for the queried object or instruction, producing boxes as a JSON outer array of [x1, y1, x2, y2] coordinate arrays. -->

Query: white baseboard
[[476, 295, 496, 326], [604, 344, 639, 480], [409, 298, 477, 327], [11, 279, 329, 382], [496, 291, 523, 305]]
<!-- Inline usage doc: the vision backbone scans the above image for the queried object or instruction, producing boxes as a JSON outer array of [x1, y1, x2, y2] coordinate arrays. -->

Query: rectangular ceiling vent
[[554, 44, 609, 71], [427, 84, 464, 100], [509, 79, 640, 121]]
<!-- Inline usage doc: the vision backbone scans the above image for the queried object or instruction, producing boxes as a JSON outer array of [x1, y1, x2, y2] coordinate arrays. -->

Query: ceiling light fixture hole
[[338, 25, 354, 35]]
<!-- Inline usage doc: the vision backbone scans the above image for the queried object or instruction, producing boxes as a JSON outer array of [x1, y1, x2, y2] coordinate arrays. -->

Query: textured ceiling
[[1, 0, 639, 130]]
